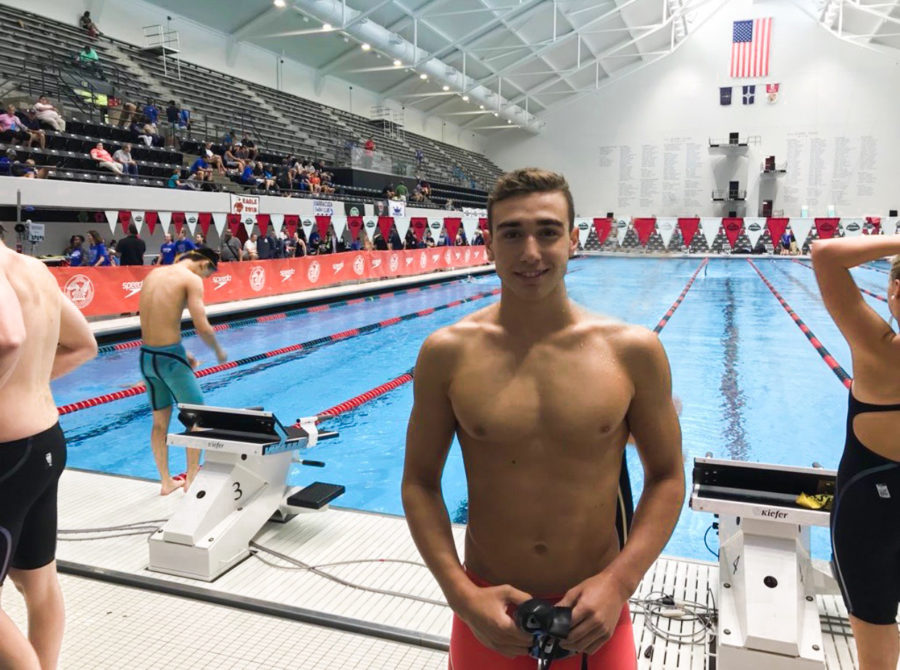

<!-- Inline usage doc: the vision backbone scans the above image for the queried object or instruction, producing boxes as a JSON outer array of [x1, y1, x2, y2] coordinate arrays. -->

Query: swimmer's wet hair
[[487, 168, 574, 231], [179, 248, 219, 270], [891, 256, 900, 283]]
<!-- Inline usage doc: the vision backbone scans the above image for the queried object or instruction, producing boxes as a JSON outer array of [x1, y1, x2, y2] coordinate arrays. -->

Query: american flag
[[731, 18, 772, 78]]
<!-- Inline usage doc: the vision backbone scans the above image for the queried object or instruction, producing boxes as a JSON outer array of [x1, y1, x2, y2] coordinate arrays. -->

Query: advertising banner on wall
[[230, 194, 259, 218]]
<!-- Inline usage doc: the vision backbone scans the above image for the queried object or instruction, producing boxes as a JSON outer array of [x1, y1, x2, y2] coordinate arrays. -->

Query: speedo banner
[[51, 248, 489, 317]]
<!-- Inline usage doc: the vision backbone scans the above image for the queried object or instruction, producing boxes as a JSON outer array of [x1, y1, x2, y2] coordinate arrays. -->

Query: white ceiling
[[143, 0, 727, 133], [809, 0, 900, 53]]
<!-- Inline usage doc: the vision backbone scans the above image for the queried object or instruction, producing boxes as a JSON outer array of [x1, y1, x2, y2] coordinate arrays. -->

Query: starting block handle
[[298, 417, 319, 447]]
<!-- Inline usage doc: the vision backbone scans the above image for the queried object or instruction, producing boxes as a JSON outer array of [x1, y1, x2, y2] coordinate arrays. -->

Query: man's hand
[[555, 572, 630, 655], [456, 584, 534, 658]]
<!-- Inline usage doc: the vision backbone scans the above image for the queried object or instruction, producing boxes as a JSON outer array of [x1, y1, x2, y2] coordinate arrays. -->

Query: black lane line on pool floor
[[719, 276, 750, 461], [748, 259, 852, 389]]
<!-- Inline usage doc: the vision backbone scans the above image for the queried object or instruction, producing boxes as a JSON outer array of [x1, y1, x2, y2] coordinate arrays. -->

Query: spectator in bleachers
[[156, 233, 176, 265], [65, 235, 86, 266], [364, 138, 375, 154], [239, 163, 258, 187], [473, 228, 484, 245], [415, 148, 424, 168], [202, 142, 225, 176], [167, 168, 188, 189], [243, 233, 258, 260], [143, 100, 159, 125], [389, 227, 403, 251], [117, 224, 146, 266], [87, 230, 111, 266], [394, 182, 408, 201], [33, 96, 65, 132], [241, 135, 257, 161], [219, 230, 242, 262], [222, 145, 245, 173], [178, 108, 191, 132], [136, 119, 162, 147], [287, 230, 307, 257], [90, 142, 124, 174], [166, 101, 179, 125], [222, 130, 237, 147], [0, 149, 14, 176], [190, 154, 211, 178], [107, 239, 120, 265], [119, 102, 138, 129], [79, 11, 100, 38], [409, 184, 424, 204], [256, 230, 275, 260], [0, 105, 41, 148], [194, 233, 206, 248], [320, 171, 335, 196], [20, 108, 46, 149], [112, 142, 138, 176], [75, 45, 103, 79], [307, 228, 320, 254], [17, 159, 49, 179], [185, 170, 215, 192], [308, 171, 321, 194], [174, 229, 197, 256], [443, 197, 456, 210]]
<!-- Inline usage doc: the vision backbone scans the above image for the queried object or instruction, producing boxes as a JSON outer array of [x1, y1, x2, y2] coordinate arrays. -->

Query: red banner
[[227, 213, 241, 236], [198, 212, 212, 237], [766, 218, 789, 246], [478, 217, 488, 231], [632, 218, 656, 246], [145, 211, 158, 235], [315, 215, 331, 239], [677, 218, 699, 247], [444, 218, 462, 245], [51, 247, 490, 317], [257, 214, 271, 237], [172, 212, 185, 235], [377, 216, 394, 240], [119, 210, 131, 234], [814, 217, 839, 240], [347, 216, 363, 241], [592, 218, 612, 245], [723, 218, 743, 248], [866, 216, 881, 235], [284, 215, 299, 239], [411, 218, 427, 242]]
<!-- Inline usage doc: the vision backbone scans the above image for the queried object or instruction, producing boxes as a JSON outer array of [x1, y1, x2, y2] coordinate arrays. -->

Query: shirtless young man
[[0, 229, 97, 670], [402, 169, 685, 668], [139, 248, 226, 495]]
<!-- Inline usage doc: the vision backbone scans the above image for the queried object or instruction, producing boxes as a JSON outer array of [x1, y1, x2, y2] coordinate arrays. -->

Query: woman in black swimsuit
[[812, 236, 900, 670]]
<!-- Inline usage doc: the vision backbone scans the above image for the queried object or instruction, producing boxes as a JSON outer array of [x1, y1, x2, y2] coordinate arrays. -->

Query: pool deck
[[3, 469, 863, 669]]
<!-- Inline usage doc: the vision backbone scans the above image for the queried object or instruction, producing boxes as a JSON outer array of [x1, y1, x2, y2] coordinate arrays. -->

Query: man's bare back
[[0, 247, 96, 442], [140, 263, 203, 347]]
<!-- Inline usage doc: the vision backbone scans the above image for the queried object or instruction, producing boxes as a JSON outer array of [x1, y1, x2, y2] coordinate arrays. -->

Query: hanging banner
[[105, 210, 119, 236], [790, 218, 814, 250], [428, 218, 444, 242], [743, 218, 765, 248], [377, 216, 394, 241], [157, 211, 172, 233], [144, 211, 158, 236], [632, 218, 656, 246], [197, 212, 212, 238], [677, 218, 700, 248], [865, 216, 881, 235], [270, 213, 284, 233], [411, 217, 428, 242], [314, 215, 331, 239], [388, 199, 406, 218], [461, 217, 479, 243], [117, 210, 132, 235], [171, 212, 186, 235], [347, 216, 363, 241], [284, 215, 299, 239], [242, 216, 255, 239], [444, 218, 462, 245], [230, 194, 259, 217], [331, 215, 348, 241], [131, 211, 145, 236], [882, 217, 900, 236], [256, 214, 271, 238], [300, 217, 315, 241], [839, 218, 863, 237], [615, 218, 630, 246], [211, 212, 228, 236], [722, 218, 743, 249], [815, 218, 839, 240], [362, 216, 378, 241], [313, 199, 335, 217], [766, 218, 789, 247], [656, 218, 677, 249], [699, 218, 721, 249], [226, 213, 241, 236], [575, 218, 592, 248], [185, 212, 199, 236], [478, 217, 488, 231], [394, 217, 411, 242], [592, 218, 612, 245]]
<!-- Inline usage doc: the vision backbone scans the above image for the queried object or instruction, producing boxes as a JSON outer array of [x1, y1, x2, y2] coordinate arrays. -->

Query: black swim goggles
[[515, 598, 588, 670]]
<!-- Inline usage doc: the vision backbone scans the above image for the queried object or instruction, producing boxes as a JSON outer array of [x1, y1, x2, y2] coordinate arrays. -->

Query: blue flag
[[720, 86, 732, 105], [742, 85, 755, 105]]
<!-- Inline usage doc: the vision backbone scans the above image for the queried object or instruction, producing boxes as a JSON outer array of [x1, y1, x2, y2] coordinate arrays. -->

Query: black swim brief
[[0, 423, 67, 583]]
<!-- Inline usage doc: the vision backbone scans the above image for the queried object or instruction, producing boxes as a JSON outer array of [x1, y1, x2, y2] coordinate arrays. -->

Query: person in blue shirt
[[174, 229, 197, 256], [67, 235, 86, 266], [157, 233, 176, 265], [87, 230, 111, 267], [190, 156, 210, 176], [143, 100, 159, 125]]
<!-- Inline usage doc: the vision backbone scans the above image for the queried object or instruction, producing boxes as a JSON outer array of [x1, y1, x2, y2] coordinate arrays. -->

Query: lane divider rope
[[748, 259, 852, 388], [792, 258, 887, 303], [653, 259, 708, 333], [58, 288, 501, 416]]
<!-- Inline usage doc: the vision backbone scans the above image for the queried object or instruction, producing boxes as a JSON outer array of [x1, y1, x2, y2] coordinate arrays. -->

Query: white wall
[[484, 0, 900, 218], [4, 0, 485, 153]]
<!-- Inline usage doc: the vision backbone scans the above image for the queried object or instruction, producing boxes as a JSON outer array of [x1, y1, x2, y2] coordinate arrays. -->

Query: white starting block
[[690, 457, 839, 670], [148, 404, 344, 581]]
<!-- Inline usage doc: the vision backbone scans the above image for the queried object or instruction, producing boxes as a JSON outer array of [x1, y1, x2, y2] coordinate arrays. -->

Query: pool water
[[54, 258, 891, 562]]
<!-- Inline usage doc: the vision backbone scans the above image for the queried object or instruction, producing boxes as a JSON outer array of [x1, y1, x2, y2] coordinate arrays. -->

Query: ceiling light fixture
[[419, 73, 428, 80], [273, 0, 286, 7], [322, 22, 332, 31], [361, 43, 371, 51], [442, 85, 449, 91], [462, 95, 469, 102], [393, 59, 402, 66], [479, 104, 484, 109]]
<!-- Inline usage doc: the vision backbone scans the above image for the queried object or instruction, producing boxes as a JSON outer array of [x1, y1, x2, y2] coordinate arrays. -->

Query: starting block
[[148, 404, 344, 581], [691, 457, 839, 670]]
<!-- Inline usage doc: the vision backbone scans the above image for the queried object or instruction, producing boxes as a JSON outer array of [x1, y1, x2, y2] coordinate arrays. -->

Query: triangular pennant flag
[[840, 218, 864, 237], [315, 215, 331, 239], [766, 218, 789, 247], [171, 212, 185, 235], [632, 218, 656, 246], [211, 212, 228, 236], [347, 216, 363, 241], [377, 216, 394, 240], [105, 210, 119, 236], [119, 211, 132, 236], [478, 217, 488, 231], [427, 218, 444, 241], [656, 217, 677, 249], [131, 211, 145, 236], [144, 211, 158, 236], [444, 217, 462, 245], [882, 217, 899, 236], [394, 216, 411, 242], [300, 217, 315, 241], [197, 212, 212, 237], [362, 216, 378, 241], [678, 218, 700, 248], [270, 213, 284, 233], [744, 218, 766, 247], [226, 213, 241, 236], [592, 218, 612, 245], [157, 211, 172, 233], [814, 218, 839, 240], [615, 218, 630, 246], [184, 212, 199, 236], [461, 216, 479, 242], [256, 214, 270, 238], [790, 218, 814, 250], [242, 216, 255, 239], [574, 218, 592, 248], [331, 215, 348, 241], [865, 217, 881, 235], [411, 217, 428, 242], [722, 218, 743, 249], [284, 215, 299, 238], [699, 218, 721, 249]]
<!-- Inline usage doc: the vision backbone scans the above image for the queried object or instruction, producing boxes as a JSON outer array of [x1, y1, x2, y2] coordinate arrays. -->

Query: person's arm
[[52, 290, 97, 379], [559, 327, 684, 655], [402, 330, 531, 657], [811, 236, 900, 349], [0, 268, 25, 387], [185, 274, 226, 362]]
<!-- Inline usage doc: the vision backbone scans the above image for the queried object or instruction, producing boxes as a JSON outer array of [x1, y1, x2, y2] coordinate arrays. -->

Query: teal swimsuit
[[139, 343, 204, 411]]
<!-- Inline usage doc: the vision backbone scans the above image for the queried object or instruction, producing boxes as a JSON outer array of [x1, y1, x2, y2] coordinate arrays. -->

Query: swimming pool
[[54, 257, 892, 563]]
